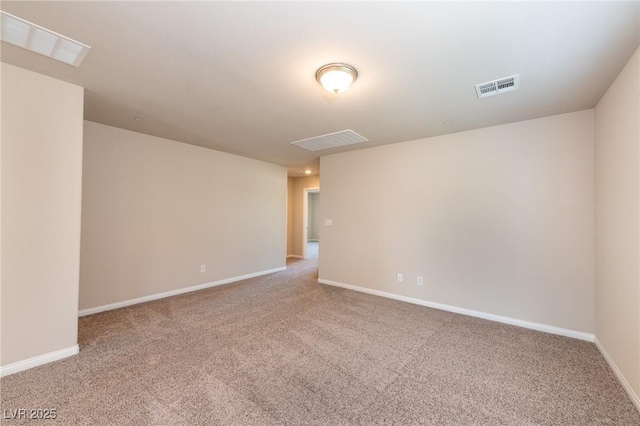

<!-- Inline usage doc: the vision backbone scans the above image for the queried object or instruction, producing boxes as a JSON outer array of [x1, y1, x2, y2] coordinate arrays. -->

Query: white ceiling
[[2, 1, 638, 177]]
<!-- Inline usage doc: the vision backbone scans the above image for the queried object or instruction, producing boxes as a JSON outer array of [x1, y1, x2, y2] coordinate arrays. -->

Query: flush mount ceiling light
[[316, 63, 358, 94], [0, 11, 91, 67]]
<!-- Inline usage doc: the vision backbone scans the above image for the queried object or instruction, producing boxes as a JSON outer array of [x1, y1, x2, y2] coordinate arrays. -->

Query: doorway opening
[[302, 188, 319, 260]]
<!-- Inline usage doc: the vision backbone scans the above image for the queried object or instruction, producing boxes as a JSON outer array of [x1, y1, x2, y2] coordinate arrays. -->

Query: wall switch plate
[[200, 265, 206, 273], [397, 273, 403, 282], [417, 276, 423, 286], [324, 219, 333, 226]]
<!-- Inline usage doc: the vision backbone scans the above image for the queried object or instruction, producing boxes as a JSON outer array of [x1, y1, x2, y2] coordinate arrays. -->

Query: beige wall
[[0, 62, 3, 368], [320, 110, 595, 333], [80, 121, 286, 310], [595, 47, 640, 400], [288, 176, 320, 257], [1, 64, 84, 366], [308, 192, 320, 241]]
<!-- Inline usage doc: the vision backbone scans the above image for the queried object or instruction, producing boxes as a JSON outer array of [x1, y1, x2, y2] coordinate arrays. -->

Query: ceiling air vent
[[290, 129, 368, 152], [0, 11, 91, 67], [475, 74, 519, 99]]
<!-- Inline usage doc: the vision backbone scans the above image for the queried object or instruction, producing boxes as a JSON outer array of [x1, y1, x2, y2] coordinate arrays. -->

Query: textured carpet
[[1, 258, 639, 425]]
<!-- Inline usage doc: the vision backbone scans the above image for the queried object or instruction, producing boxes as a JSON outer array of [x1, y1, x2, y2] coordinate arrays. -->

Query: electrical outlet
[[417, 276, 423, 286], [397, 273, 403, 282], [200, 265, 206, 273]]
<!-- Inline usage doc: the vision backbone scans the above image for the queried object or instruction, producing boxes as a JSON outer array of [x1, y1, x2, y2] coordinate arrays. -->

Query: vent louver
[[0, 11, 91, 67], [290, 129, 368, 152], [475, 74, 519, 99]]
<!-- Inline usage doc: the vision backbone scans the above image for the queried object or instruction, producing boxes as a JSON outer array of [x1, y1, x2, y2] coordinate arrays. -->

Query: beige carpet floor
[[1, 258, 639, 425]]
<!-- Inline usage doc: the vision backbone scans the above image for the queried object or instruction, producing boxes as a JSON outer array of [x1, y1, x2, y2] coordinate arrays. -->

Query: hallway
[[306, 241, 318, 261]]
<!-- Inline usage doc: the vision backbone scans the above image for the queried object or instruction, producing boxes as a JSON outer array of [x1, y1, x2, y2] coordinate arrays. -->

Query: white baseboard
[[0, 345, 79, 377], [286, 255, 303, 259], [79, 267, 286, 317], [317, 278, 594, 342], [594, 337, 640, 412]]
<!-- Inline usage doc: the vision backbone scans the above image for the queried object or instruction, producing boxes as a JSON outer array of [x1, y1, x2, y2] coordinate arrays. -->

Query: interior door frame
[[302, 187, 320, 259]]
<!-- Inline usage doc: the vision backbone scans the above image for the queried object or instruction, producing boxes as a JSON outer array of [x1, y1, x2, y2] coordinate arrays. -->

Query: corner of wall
[[1, 64, 83, 370], [593, 46, 640, 407]]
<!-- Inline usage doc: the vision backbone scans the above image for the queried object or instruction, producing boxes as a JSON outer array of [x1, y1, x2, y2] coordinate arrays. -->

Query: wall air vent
[[475, 74, 519, 99], [290, 129, 368, 152]]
